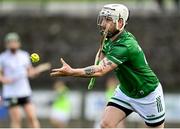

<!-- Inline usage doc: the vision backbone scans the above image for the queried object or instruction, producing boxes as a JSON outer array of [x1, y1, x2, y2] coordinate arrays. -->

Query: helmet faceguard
[[97, 4, 129, 37]]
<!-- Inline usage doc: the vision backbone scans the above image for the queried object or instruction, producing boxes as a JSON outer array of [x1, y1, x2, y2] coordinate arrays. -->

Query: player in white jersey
[[0, 32, 40, 128]]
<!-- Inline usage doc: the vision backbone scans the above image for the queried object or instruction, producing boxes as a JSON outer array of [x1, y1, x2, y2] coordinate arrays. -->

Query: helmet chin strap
[[116, 20, 125, 32]]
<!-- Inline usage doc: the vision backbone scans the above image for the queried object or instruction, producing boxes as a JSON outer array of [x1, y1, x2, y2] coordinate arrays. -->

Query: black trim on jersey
[[107, 102, 133, 116], [145, 119, 165, 127]]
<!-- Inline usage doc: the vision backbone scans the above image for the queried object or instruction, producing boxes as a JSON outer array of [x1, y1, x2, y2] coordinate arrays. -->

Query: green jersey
[[102, 30, 159, 98], [52, 87, 71, 112]]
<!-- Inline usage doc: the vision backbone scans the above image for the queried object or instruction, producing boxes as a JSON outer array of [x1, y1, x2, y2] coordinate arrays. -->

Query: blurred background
[[0, 0, 180, 128]]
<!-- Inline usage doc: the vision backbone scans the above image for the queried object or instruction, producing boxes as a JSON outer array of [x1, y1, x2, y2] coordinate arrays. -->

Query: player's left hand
[[50, 58, 73, 77]]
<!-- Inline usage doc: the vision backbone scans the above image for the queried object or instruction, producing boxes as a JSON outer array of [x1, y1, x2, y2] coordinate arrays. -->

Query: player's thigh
[[19, 96, 36, 119], [22, 97, 37, 120], [24, 102, 37, 119], [4, 98, 22, 121], [9, 105, 22, 121], [100, 106, 126, 128], [100, 87, 133, 127]]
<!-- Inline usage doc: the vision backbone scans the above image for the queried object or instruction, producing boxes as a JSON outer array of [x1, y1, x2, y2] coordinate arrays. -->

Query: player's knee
[[10, 117, 22, 128], [100, 119, 116, 128], [11, 118, 21, 124], [27, 115, 40, 128], [10, 112, 22, 123], [26, 112, 37, 123]]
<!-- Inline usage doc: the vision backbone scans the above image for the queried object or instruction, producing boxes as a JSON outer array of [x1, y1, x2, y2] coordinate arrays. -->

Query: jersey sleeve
[[24, 52, 32, 67], [106, 45, 128, 65]]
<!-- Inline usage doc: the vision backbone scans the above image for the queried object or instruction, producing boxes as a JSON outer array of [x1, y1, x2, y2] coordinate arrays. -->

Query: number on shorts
[[156, 96, 163, 113]]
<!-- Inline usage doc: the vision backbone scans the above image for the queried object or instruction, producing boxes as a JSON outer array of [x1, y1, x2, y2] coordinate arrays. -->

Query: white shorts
[[50, 108, 71, 123], [108, 83, 165, 126]]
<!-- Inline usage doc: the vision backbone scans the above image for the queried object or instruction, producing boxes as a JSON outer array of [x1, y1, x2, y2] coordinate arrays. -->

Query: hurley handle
[[88, 23, 110, 90], [88, 60, 100, 90]]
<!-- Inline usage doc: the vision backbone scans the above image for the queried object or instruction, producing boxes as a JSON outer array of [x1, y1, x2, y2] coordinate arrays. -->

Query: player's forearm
[[0, 71, 3, 82], [0, 71, 13, 84], [0, 76, 3, 82], [27, 67, 39, 78], [72, 65, 104, 77], [28, 71, 38, 78]]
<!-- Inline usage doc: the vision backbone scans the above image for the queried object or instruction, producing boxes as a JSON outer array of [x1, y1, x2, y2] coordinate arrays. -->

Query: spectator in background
[[105, 77, 117, 101], [156, 0, 180, 12], [0, 32, 46, 128], [156, 0, 166, 12], [50, 80, 71, 128]]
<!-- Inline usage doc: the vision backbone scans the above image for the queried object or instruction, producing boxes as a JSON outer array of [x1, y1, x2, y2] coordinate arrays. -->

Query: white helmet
[[97, 4, 129, 31]]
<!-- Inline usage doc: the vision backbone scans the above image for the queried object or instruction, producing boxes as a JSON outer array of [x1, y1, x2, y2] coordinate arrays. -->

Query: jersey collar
[[111, 29, 127, 42], [7, 49, 20, 55]]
